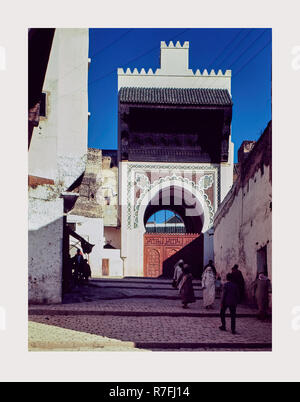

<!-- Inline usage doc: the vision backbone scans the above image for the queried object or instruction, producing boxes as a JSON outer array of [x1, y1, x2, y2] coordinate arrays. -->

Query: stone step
[[92, 278, 202, 285], [90, 284, 203, 291], [63, 283, 214, 302], [135, 342, 272, 350], [28, 309, 259, 318], [63, 294, 220, 302]]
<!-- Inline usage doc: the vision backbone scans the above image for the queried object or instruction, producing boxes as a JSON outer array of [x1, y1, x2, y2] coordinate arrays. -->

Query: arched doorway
[[143, 185, 205, 278], [145, 210, 186, 233]]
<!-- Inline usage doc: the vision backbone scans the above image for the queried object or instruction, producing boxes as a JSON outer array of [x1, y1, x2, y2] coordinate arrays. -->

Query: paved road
[[28, 278, 272, 351]]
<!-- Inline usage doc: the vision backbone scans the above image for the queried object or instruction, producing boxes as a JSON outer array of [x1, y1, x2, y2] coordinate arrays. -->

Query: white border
[[1, 0, 300, 383]]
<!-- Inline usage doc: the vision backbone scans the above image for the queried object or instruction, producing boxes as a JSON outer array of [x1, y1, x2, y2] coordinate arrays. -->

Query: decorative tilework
[[133, 174, 214, 229], [126, 163, 220, 230], [198, 174, 214, 190], [135, 173, 150, 190]]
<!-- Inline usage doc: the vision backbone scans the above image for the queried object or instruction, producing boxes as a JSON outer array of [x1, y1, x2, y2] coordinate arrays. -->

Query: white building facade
[[118, 41, 234, 278], [28, 29, 90, 303]]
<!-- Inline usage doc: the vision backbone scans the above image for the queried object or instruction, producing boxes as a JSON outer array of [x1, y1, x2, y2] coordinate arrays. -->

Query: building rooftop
[[119, 87, 232, 106]]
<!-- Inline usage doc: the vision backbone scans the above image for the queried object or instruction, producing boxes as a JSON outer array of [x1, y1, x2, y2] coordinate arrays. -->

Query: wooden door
[[144, 233, 203, 278], [102, 258, 109, 276], [146, 249, 161, 277]]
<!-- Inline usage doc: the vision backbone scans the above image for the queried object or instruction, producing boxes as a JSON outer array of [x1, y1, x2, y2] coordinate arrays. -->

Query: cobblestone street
[[29, 278, 272, 351]]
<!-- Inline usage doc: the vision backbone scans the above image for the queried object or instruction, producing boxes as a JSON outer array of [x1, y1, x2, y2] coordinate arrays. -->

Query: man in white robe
[[172, 259, 184, 289], [202, 266, 216, 309]]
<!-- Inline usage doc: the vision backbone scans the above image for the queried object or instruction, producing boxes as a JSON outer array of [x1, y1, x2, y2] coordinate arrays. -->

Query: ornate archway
[[136, 175, 215, 234], [142, 184, 206, 277], [120, 162, 219, 277]]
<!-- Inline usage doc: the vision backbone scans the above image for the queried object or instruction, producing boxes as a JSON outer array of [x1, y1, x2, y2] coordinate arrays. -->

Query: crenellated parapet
[[117, 67, 231, 77], [117, 67, 157, 75], [160, 40, 189, 48], [118, 41, 231, 93]]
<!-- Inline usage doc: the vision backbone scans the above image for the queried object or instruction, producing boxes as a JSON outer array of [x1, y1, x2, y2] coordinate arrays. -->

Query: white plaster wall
[[101, 249, 123, 277], [119, 162, 144, 276], [123, 227, 145, 277], [102, 167, 119, 226], [28, 187, 64, 304], [102, 168, 118, 206], [28, 28, 89, 188], [118, 41, 231, 93], [203, 229, 214, 266], [214, 165, 272, 296], [118, 73, 231, 92], [160, 44, 190, 74], [67, 215, 104, 278], [28, 29, 89, 305], [220, 138, 234, 202], [104, 227, 121, 249], [119, 161, 128, 260]]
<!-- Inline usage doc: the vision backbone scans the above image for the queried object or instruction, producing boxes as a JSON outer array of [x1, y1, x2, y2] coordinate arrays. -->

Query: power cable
[[88, 28, 191, 86], [234, 39, 271, 77], [54, 28, 191, 100], [229, 29, 268, 68], [187, 30, 271, 90], [48, 29, 134, 86], [207, 29, 244, 70], [91, 29, 134, 59], [217, 28, 255, 67]]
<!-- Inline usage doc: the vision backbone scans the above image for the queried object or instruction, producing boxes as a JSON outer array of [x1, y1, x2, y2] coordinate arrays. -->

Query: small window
[[40, 92, 46, 117]]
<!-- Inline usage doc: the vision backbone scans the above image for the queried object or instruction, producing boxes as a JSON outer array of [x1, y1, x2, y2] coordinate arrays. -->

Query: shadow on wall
[[161, 234, 204, 279]]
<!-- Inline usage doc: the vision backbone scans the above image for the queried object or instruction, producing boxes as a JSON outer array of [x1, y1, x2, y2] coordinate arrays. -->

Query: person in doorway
[[172, 259, 184, 289], [231, 264, 245, 303], [72, 249, 84, 284], [83, 259, 91, 283], [202, 264, 216, 309], [253, 272, 272, 320], [215, 275, 222, 297], [219, 273, 240, 335], [178, 264, 196, 309]]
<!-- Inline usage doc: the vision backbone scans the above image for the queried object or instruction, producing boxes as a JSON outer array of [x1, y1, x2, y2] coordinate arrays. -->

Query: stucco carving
[[126, 163, 219, 231]]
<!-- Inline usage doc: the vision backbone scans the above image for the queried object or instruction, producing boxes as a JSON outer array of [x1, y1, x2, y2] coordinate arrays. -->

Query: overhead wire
[[206, 28, 244, 70]]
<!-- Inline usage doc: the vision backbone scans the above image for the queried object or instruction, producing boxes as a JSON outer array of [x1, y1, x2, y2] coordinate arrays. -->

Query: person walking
[[83, 259, 91, 283], [215, 275, 222, 297], [203, 259, 217, 277], [253, 273, 272, 320], [202, 265, 216, 309], [178, 264, 196, 309], [219, 273, 240, 334], [231, 264, 245, 303], [172, 259, 184, 289]]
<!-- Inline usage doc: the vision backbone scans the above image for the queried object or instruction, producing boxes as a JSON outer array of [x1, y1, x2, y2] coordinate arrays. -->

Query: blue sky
[[88, 28, 272, 163]]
